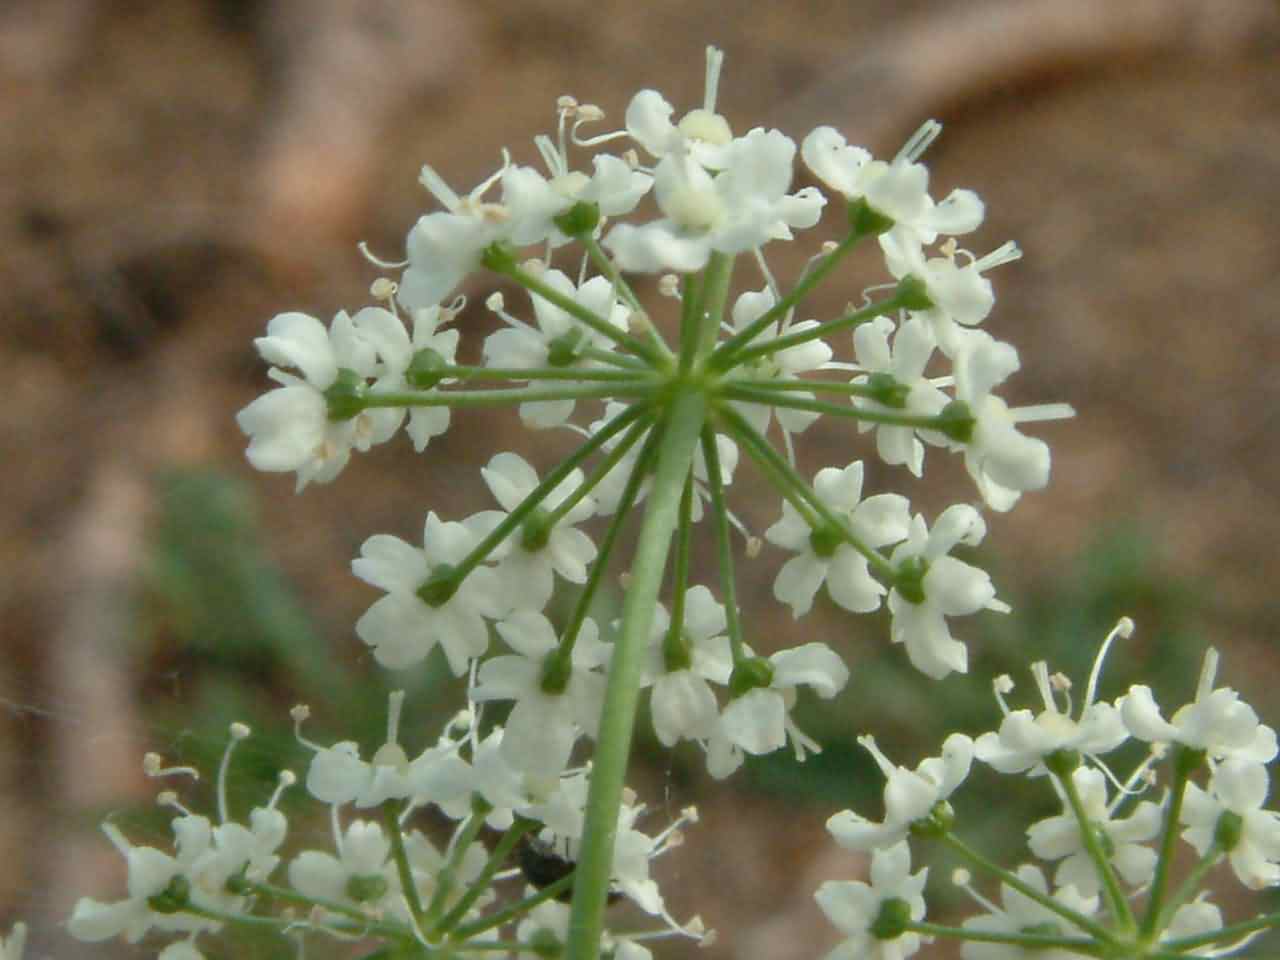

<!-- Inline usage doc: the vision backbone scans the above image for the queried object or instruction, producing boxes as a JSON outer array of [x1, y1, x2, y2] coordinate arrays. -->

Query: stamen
[[752, 247, 781, 300], [386, 690, 406, 748], [418, 164, 462, 211], [897, 120, 942, 165], [217, 722, 251, 824], [291, 704, 321, 751], [268, 770, 297, 810], [993, 673, 1015, 715], [857, 734, 897, 778], [101, 822, 132, 857], [1031, 662, 1055, 713], [357, 241, 409, 270], [1084, 617, 1133, 708], [157, 790, 194, 817], [369, 278, 398, 303], [534, 133, 564, 178], [951, 867, 1001, 915], [143, 752, 199, 781], [1196, 647, 1221, 703], [703, 46, 725, 114], [1010, 402, 1077, 424], [973, 241, 1022, 272]]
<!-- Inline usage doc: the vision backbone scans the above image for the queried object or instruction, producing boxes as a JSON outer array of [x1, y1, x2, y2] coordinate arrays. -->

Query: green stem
[[501, 260, 663, 365], [710, 230, 861, 367], [435, 818, 537, 934], [696, 252, 736, 362], [384, 801, 428, 932], [720, 383, 943, 430], [746, 377, 889, 399], [581, 232, 642, 310], [246, 879, 400, 932], [362, 383, 655, 410], [700, 426, 746, 664], [557, 419, 663, 657], [906, 920, 1103, 956], [433, 364, 654, 382], [539, 412, 654, 533], [450, 873, 576, 940], [940, 832, 1116, 944], [1056, 766, 1134, 932], [713, 408, 822, 531], [566, 386, 708, 960], [663, 474, 695, 667], [677, 271, 704, 374], [716, 403, 895, 580], [424, 808, 486, 923], [580, 344, 649, 369], [442, 402, 649, 588], [722, 293, 903, 368], [1140, 747, 1197, 938], [1158, 909, 1280, 952], [1158, 841, 1224, 935]]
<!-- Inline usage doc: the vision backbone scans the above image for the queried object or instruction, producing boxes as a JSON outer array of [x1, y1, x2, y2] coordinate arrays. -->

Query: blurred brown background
[[2, 1, 1279, 957]]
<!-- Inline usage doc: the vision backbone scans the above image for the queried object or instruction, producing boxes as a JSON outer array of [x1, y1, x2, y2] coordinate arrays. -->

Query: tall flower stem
[[566, 386, 708, 960]]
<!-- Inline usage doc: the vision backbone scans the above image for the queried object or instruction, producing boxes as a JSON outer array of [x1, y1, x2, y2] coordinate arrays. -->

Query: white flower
[[1026, 767, 1161, 896], [827, 733, 974, 852], [879, 234, 1021, 357], [726, 286, 833, 439], [398, 162, 510, 312], [67, 822, 217, 944], [299, 691, 470, 809], [815, 841, 929, 960], [288, 819, 394, 912], [975, 662, 1128, 777], [951, 332, 1074, 512], [624, 47, 735, 167], [474, 451, 598, 612], [236, 310, 383, 491], [605, 128, 824, 273], [434, 726, 528, 829], [483, 271, 630, 427], [886, 505, 1007, 679], [353, 302, 462, 452], [766, 461, 910, 618], [470, 611, 610, 777], [801, 120, 983, 244], [502, 146, 652, 246], [706, 642, 849, 779], [1120, 647, 1278, 765], [851, 316, 951, 478], [958, 864, 1099, 960], [1181, 757, 1280, 890], [640, 586, 733, 746], [352, 512, 507, 674]]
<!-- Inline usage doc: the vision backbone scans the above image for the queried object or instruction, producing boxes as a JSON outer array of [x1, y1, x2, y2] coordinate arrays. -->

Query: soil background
[[2, 2, 1279, 957]]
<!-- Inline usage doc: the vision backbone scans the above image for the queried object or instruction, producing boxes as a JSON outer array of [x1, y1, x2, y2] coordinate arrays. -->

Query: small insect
[[517, 836, 622, 904]]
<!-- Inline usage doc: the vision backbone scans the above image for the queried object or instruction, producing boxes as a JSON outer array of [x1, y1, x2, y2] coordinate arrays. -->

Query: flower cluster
[[817, 624, 1280, 960], [67, 704, 701, 959], [68, 45, 1106, 960]]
